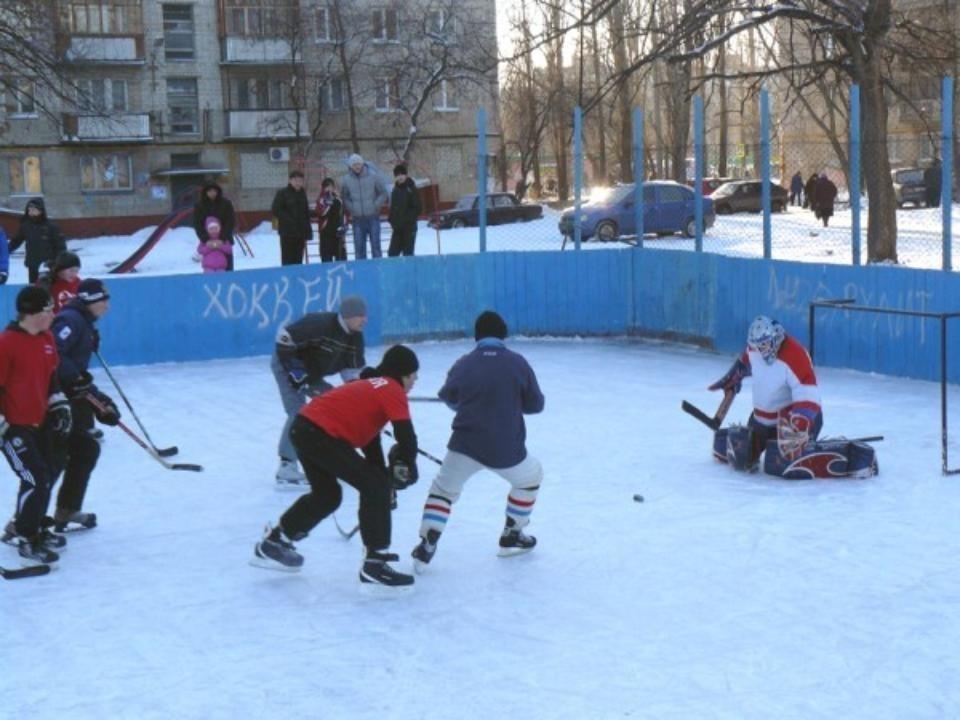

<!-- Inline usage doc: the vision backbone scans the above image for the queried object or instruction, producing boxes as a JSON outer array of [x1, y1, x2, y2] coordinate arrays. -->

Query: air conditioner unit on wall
[[269, 147, 290, 163]]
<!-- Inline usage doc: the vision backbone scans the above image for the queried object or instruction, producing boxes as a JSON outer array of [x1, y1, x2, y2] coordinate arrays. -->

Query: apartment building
[[0, 0, 500, 236]]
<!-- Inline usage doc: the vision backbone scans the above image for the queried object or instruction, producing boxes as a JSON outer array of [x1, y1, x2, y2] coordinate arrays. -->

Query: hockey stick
[[681, 389, 735, 431], [382, 430, 444, 465], [95, 351, 178, 457], [1, 564, 51, 580], [408, 397, 445, 403], [85, 395, 203, 472], [333, 513, 360, 540]]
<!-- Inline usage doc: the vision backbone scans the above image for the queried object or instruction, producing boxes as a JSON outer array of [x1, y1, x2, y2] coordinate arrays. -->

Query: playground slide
[[110, 206, 194, 274]]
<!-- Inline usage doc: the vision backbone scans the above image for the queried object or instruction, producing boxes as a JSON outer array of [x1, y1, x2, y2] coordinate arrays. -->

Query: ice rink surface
[[3, 338, 959, 719]]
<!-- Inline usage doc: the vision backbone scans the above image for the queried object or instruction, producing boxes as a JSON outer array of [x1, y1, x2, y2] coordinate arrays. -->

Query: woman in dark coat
[[814, 174, 838, 227], [803, 173, 819, 212]]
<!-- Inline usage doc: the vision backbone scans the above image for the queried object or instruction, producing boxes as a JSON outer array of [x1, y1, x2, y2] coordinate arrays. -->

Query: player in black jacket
[[272, 295, 367, 487]]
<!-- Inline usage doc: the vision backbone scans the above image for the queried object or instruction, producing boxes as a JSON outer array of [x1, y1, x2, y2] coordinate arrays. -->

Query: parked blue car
[[558, 181, 715, 242]]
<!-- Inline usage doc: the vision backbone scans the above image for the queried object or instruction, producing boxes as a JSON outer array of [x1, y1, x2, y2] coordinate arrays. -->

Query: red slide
[[109, 206, 195, 274]]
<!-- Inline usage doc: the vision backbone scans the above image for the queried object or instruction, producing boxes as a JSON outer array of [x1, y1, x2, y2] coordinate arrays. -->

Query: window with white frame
[[427, 8, 457, 41], [76, 78, 127, 113], [375, 77, 399, 111], [80, 154, 132, 191], [434, 79, 457, 111], [315, 5, 334, 42], [9, 78, 36, 115], [9, 156, 42, 195], [226, 0, 295, 36], [372, 8, 398, 42], [231, 76, 291, 109], [163, 4, 195, 61], [167, 78, 199, 134], [321, 77, 345, 112], [67, 1, 133, 34]]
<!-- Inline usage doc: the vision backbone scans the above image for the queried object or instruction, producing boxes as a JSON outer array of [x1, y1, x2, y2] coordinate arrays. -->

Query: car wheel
[[684, 218, 697, 238], [773, 201, 785, 213], [715, 204, 732, 215], [596, 220, 618, 242], [451, 218, 467, 229]]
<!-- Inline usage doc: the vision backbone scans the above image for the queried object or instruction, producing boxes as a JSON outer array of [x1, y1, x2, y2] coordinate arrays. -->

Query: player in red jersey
[[0, 287, 73, 566], [252, 345, 420, 589]]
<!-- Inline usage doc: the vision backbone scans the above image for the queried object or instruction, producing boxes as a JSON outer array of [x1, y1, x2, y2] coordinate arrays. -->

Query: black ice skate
[[3, 522, 65, 552], [411, 530, 441, 574], [250, 525, 303, 572], [18, 536, 60, 566], [360, 550, 414, 588], [498, 521, 536, 557], [50, 510, 98, 534]]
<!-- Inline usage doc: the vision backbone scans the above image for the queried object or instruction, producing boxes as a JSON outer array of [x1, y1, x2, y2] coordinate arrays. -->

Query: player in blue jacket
[[411, 310, 545, 571]]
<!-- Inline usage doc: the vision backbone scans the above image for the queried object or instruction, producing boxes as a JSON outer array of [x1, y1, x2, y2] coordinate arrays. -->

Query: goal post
[[809, 298, 960, 475]]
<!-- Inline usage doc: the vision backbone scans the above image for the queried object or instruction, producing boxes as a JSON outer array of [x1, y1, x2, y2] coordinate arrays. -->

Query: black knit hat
[[76, 278, 110, 304], [16, 286, 53, 315], [377, 345, 419, 381], [394, 163, 408, 177], [474, 310, 508, 341], [53, 251, 81, 273]]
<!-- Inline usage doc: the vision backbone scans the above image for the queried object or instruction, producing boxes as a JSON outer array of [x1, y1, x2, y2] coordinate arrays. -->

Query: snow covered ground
[[3, 202, 957, 284], [3, 338, 960, 719]]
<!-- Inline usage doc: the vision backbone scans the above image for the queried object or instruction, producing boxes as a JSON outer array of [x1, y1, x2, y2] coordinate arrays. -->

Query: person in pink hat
[[197, 216, 232, 273]]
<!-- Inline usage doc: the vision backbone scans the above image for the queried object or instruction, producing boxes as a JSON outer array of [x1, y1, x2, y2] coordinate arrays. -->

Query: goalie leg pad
[[713, 429, 729, 463], [763, 439, 878, 479], [725, 425, 757, 472]]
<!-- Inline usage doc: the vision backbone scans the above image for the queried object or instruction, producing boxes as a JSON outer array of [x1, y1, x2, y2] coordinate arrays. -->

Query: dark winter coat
[[192, 183, 236, 243], [389, 178, 423, 228], [51, 299, 101, 391], [9, 198, 65, 271], [814, 176, 838, 219], [271, 185, 313, 240], [275, 312, 365, 384], [790, 173, 804, 194], [439, 338, 545, 469], [316, 191, 344, 239], [804, 175, 819, 210]]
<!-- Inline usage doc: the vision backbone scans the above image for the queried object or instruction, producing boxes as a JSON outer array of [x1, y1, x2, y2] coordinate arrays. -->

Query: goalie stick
[[681, 389, 735, 431], [1, 564, 51, 580]]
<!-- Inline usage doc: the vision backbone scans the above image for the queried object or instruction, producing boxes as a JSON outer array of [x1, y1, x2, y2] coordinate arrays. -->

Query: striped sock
[[420, 493, 453, 537], [506, 485, 539, 529]]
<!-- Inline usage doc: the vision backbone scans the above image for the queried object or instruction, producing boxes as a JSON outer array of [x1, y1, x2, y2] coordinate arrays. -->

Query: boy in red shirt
[[37, 251, 82, 313], [0, 287, 73, 565], [252, 345, 421, 589]]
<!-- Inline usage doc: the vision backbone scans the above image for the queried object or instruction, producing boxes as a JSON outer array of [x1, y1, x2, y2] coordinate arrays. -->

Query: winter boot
[[275, 459, 308, 489], [411, 529, 441, 573], [250, 524, 304, 572], [18, 535, 60, 566], [360, 550, 414, 588], [498, 519, 536, 557]]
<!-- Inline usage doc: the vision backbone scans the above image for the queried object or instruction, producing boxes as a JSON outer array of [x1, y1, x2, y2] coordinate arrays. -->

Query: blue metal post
[[850, 85, 861, 266], [573, 106, 583, 250], [943, 76, 954, 272], [760, 88, 772, 259], [633, 107, 644, 247], [694, 95, 704, 252], [477, 107, 487, 252]]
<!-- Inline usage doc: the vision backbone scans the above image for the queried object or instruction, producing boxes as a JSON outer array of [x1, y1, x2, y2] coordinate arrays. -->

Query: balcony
[[59, 34, 145, 64], [222, 37, 297, 64], [62, 113, 153, 143], [225, 109, 307, 139]]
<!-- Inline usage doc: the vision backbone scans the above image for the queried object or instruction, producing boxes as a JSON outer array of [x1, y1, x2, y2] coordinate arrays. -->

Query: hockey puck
[[633, 494, 644, 503]]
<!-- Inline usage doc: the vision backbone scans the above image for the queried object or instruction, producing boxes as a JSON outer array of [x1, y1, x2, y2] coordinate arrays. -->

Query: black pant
[[280, 236, 306, 265], [319, 231, 346, 262], [27, 266, 40, 284], [2, 425, 58, 538], [54, 401, 101, 514], [388, 224, 417, 257], [281, 417, 392, 550]]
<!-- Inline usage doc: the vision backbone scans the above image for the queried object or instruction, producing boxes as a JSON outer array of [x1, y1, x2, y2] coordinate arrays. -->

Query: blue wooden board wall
[[1, 248, 958, 383]]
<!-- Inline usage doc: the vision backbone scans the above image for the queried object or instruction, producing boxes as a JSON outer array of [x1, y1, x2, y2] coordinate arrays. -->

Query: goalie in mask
[[709, 316, 823, 473]]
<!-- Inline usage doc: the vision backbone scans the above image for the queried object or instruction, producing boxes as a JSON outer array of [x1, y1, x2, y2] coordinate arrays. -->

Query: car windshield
[[454, 196, 476, 210], [587, 185, 634, 205], [713, 183, 737, 196], [895, 169, 924, 184]]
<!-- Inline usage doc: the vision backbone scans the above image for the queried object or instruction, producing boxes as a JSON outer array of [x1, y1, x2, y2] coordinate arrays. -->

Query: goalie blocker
[[713, 425, 878, 479]]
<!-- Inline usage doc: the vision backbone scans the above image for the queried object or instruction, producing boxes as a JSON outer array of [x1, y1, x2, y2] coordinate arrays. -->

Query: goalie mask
[[747, 316, 785, 365]]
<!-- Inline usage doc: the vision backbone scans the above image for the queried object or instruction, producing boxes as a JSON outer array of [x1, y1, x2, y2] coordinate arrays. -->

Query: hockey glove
[[90, 390, 121, 426], [388, 444, 419, 490], [67, 370, 95, 399], [708, 357, 750, 394], [287, 367, 309, 390], [0, 413, 9, 439], [48, 393, 73, 437]]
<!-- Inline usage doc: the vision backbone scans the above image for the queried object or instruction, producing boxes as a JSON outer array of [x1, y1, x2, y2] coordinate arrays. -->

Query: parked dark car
[[558, 181, 715, 242], [687, 177, 735, 196], [711, 180, 789, 214], [429, 192, 543, 229], [891, 168, 927, 207]]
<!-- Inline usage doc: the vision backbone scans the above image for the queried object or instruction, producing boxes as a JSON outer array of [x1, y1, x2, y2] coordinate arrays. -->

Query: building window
[[375, 77, 399, 112], [76, 78, 127, 113], [372, 8, 398, 43], [8, 78, 36, 116], [81, 154, 132, 191], [226, 0, 295, 36], [315, 5, 333, 42], [67, 1, 132, 34], [321, 77, 345, 112], [427, 9, 456, 41], [231, 77, 291, 109], [163, 4, 195, 61], [166, 78, 199, 134], [434, 79, 458, 111], [9, 156, 42, 195]]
